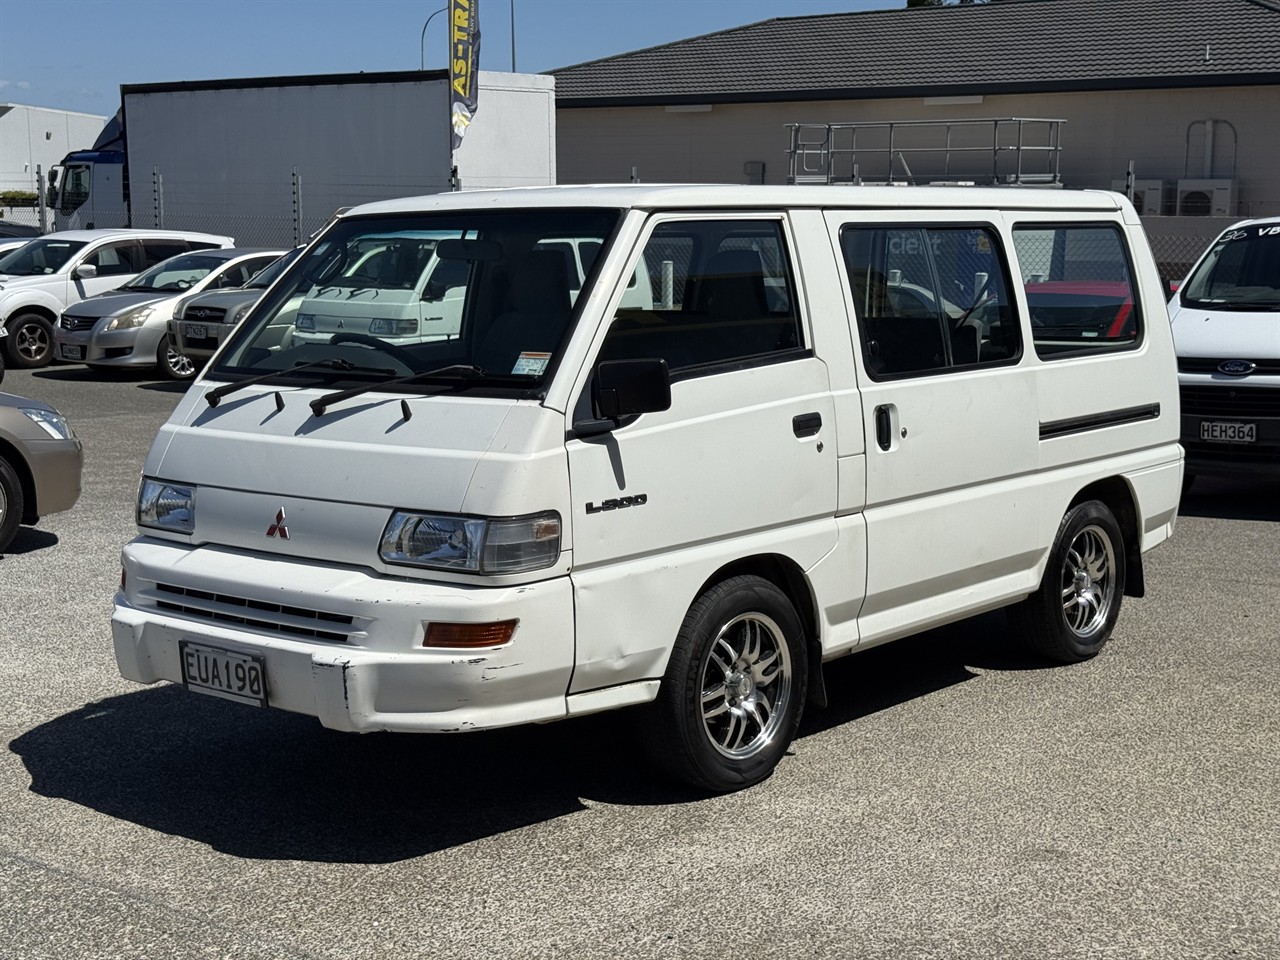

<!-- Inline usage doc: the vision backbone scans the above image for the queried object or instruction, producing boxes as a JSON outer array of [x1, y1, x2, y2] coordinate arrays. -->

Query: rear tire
[[642, 576, 807, 793], [0, 457, 24, 553], [1009, 500, 1125, 663], [4, 312, 55, 368]]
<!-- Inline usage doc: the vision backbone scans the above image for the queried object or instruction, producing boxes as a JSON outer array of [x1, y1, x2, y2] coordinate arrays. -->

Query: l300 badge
[[586, 494, 648, 514]]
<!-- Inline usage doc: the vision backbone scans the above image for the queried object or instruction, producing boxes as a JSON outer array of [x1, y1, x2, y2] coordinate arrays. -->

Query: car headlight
[[138, 478, 195, 534], [296, 313, 315, 331], [107, 304, 155, 331], [229, 302, 254, 324], [380, 511, 560, 574], [21, 407, 74, 440], [369, 318, 418, 336]]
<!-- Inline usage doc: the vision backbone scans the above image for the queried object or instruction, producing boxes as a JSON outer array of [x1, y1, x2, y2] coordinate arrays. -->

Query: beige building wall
[[557, 84, 1280, 220]]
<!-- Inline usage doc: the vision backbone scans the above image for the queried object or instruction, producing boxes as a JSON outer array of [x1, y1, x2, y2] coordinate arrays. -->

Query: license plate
[[1200, 420, 1256, 443], [180, 640, 267, 707], [59, 344, 84, 360], [182, 323, 207, 339]]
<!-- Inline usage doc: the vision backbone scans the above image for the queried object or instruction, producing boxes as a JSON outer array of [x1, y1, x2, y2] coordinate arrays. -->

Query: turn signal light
[[423, 619, 518, 648]]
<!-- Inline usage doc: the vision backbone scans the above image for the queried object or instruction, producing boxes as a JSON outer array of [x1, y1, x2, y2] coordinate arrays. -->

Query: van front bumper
[[112, 538, 576, 732]]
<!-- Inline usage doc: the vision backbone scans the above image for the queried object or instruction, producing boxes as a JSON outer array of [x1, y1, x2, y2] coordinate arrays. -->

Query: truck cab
[[49, 150, 128, 233]]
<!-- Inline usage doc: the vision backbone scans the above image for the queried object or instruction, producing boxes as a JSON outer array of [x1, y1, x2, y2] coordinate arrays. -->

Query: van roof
[[346, 184, 1130, 218]]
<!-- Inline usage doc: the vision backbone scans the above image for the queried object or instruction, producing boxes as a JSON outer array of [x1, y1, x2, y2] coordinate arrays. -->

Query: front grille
[[1178, 357, 1280, 375], [60, 313, 98, 332], [1179, 384, 1280, 418], [152, 582, 356, 643], [184, 336, 220, 351], [185, 306, 227, 323], [1183, 440, 1280, 465]]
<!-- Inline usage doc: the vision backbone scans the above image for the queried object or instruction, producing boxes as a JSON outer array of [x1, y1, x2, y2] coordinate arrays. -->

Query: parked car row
[[0, 228, 294, 380]]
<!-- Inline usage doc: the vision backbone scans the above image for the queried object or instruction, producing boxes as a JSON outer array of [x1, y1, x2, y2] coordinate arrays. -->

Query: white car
[[0, 228, 233, 368], [55, 248, 282, 380]]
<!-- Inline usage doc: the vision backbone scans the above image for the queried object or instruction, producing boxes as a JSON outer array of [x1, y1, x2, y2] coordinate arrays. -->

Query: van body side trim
[[1039, 403, 1161, 440]]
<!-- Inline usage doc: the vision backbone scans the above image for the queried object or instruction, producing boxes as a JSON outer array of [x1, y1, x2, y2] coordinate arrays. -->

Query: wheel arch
[[1070, 476, 1144, 598], [695, 553, 827, 707], [0, 440, 38, 525]]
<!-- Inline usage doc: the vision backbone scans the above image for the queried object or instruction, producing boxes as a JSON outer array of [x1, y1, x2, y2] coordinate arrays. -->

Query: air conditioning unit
[[1176, 179, 1237, 217], [1110, 179, 1169, 216]]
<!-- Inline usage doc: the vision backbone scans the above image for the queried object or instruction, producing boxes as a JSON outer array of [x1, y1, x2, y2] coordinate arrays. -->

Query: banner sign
[[449, 0, 480, 153]]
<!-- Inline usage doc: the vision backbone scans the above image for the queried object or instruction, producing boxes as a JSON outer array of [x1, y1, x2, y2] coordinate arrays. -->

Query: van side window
[[841, 225, 1020, 379], [1012, 224, 1140, 358], [600, 219, 803, 375], [84, 240, 140, 277]]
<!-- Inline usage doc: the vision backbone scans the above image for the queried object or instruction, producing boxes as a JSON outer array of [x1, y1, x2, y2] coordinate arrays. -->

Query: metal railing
[[786, 117, 1065, 186]]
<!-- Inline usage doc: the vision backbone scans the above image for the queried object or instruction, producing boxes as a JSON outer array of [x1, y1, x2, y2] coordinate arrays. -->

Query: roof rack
[[786, 118, 1065, 186]]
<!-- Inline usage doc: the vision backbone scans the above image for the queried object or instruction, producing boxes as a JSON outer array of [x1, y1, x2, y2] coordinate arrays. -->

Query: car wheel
[[0, 457, 23, 553], [1008, 499, 1126, 663], [642, 575, 807, 793], [156, 334, 197, 380], [4, 312, 55, 368]]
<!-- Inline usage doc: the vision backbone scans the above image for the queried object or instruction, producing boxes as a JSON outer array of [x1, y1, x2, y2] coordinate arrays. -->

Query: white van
[[111, 186, 1182, 792], [1167, 217, 1280, 487]]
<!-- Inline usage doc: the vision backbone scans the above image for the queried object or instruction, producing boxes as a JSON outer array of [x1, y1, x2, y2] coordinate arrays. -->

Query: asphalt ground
[[1, 364, 1277, 960]]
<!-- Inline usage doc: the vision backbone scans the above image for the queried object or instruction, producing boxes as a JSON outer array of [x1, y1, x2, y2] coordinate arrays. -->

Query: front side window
[[59, 164, 90, 214], [841, 224, 1019, 379], [1012, 224, 1140, 358], [84, 241, 140, 277], [141, 241, 192, 267], [215, 208, 620, 397], [1180, 223, 1280, 310], [598, 218, 803, 375]]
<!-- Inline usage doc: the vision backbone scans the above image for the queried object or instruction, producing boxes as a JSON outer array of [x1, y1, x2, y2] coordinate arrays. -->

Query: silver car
[[171, 246, 302, 360], [54, 248, 281, 380], [0, 383, 82, 553]]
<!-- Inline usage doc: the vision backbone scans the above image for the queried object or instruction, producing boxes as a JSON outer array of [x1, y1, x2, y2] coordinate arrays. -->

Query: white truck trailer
[[47, 70, 556, 246]]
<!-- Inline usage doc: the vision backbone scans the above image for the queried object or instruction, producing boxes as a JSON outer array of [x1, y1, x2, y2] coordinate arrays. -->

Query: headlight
[[21, 407, 74, 440], [229, 302, 253, 324], [296, 313, 315, 331], [138, 478, 195, 534], [380, 511, 560, 574], [369, 318, 418, 336], [107, 304, 155, 331]]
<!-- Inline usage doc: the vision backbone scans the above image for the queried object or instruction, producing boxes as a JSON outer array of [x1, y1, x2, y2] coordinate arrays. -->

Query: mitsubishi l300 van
[[111, 185, 1183, 792], [1168, 217, 1280, 487]]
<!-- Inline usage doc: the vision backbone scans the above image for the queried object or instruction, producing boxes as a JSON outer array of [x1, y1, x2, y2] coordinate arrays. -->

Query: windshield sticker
[[512, 352, 551, 376]]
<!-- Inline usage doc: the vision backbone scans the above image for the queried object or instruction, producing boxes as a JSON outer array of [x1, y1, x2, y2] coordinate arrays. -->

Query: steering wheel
[[328, 332, 418, 367]]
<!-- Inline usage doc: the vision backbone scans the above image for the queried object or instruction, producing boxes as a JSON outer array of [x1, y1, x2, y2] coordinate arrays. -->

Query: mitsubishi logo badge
[[266, 508, 290, 539]]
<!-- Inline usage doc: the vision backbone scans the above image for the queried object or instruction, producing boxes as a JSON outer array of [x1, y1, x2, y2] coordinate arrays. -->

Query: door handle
[[874, 405, 892, 451], [792, 412, 822, 438]]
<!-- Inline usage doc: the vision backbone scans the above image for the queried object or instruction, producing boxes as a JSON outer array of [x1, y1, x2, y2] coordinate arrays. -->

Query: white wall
[[0, 104, 108, 191], [457, 72, 556, 190]]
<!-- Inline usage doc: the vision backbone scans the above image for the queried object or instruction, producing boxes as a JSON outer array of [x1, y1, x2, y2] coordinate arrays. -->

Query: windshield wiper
[[310, 364, 525, 416], [205, 358, 397, 408]]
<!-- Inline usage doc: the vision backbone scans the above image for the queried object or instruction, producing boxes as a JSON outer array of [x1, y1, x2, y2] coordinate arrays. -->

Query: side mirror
[[75, 263, 98, 279], [1167, 280, 1181, 295], [592, 358, 671, 422], [422, 278, 447, 302]]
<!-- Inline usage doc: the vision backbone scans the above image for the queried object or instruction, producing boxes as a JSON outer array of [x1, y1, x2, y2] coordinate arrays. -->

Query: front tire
[[644, 576, 808, 792], [1009, 500, 1125, 663], [0, 457, 24, 553], [157, 334, 197, 380], [4, 312, 55, 368]]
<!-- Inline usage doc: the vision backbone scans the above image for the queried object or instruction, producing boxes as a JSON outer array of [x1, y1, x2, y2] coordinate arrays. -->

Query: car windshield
[[1181, 225, 1280, 309], [213, 208, 622, 395], [0, 238, 87, 276], [121, 253, 227, 292], [245, 247, 303, 289]]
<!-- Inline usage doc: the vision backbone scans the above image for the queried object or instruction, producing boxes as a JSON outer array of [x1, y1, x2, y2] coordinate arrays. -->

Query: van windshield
[[0, 238, 87, 276], [213, 209, 621, 394], [1181, 224, 1280, 310]]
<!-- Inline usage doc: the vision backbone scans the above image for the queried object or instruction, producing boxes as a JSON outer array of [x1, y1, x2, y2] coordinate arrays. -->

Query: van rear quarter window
[[1012, 224, 1141, 358]]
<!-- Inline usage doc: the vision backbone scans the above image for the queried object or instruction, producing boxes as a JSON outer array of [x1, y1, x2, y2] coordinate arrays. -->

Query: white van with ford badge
[[1168, 217, 1280, 487], [112, 186, 1183, 792]]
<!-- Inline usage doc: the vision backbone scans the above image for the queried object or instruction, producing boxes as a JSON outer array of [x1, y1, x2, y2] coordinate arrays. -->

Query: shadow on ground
[[0, 526, 59, 557], [10, 610, 1043, 863], [32, 365, 189, 392]]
